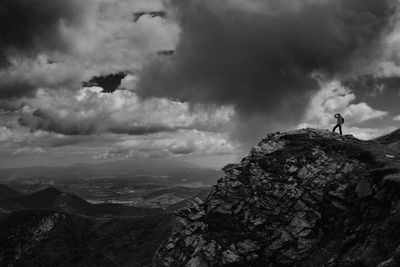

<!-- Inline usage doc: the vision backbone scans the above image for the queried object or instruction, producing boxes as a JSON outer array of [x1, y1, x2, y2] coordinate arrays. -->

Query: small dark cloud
[[137, 0, 397, 145], [133, 11, 167, 22], [82, 72, 127, 93]]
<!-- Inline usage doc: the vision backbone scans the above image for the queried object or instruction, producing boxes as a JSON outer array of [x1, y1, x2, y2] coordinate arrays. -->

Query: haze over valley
[[0, 158, 220, 210]]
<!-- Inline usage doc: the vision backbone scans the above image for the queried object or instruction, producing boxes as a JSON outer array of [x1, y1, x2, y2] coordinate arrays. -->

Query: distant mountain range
[[0, 158, 223, 185], [0, 184, 163, 217]]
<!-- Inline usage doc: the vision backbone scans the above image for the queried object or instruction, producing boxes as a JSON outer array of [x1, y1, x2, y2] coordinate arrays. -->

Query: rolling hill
[[0, 184, 24, 198], [0, 184, 25, 212]]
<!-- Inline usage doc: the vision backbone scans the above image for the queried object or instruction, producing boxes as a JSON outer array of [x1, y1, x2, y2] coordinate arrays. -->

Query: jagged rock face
[[153, 128, 400, 267]]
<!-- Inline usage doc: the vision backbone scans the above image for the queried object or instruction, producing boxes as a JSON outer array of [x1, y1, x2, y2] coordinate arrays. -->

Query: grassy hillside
[[0, 210, 174, 267]]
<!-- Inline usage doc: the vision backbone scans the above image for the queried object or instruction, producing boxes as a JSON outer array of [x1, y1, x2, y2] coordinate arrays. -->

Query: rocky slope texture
[[153, 128, 400, 267]]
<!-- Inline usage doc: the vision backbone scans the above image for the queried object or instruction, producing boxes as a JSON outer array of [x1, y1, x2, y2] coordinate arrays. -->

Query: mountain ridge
[[0, 185, 163, 217], [0, 158, 211, 173], [0, 158, 222, 185], [153, 128, 400, 266]]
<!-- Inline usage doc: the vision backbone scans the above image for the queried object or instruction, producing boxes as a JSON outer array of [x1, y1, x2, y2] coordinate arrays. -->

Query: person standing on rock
[[332, 113, 344, 136]]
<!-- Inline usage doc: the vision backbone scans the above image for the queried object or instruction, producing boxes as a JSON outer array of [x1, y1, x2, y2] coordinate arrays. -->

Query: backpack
[[341, 117, 344, 124]]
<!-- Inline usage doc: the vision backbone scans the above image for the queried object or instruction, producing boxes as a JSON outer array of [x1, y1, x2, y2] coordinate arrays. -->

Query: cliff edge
[[153, 128, 400, 267]]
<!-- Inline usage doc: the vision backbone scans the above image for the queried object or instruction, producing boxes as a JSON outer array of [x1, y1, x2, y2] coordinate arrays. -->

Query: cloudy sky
[[1, 0, 400, 169]]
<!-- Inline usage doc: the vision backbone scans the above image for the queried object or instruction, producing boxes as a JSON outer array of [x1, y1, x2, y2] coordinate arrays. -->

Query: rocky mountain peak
[[153, 128, 400, 267]]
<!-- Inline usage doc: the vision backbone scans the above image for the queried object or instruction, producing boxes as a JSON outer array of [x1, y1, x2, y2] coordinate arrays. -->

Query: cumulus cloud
[[0, 107, 113, 149], [93, 129, 238, 160], [0, 118, 53, 148], [0, 126, 14, 142], [0, 0, 179, 99], [18, 87, 234, 135], [68, 0, 179, 75], [137, 0, 396, 144], [298, 79, 389, 139], [344, 102, 388, 122], [0, 56, 84, 99], [0, 125, 238, 164]]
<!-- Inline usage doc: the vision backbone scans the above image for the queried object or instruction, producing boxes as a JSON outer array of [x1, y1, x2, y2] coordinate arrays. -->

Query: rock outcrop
[[153, 128, 400, 266]]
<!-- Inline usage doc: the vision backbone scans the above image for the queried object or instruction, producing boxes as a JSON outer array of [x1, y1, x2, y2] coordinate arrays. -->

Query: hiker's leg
[[332, 125, 338, 133], [339, 125, 342, 136]]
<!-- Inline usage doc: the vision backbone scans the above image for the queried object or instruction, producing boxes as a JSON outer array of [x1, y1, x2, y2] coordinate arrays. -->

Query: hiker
[[332, 113, 344, 136]]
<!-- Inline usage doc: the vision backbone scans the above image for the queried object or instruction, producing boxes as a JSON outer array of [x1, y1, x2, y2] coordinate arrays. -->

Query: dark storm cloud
[[0, 0, 89, 99], [137, 0, 397, 138], [0, 99, 24, 112], [344, 76, 400, 95], [0, 0, 87, 65]]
